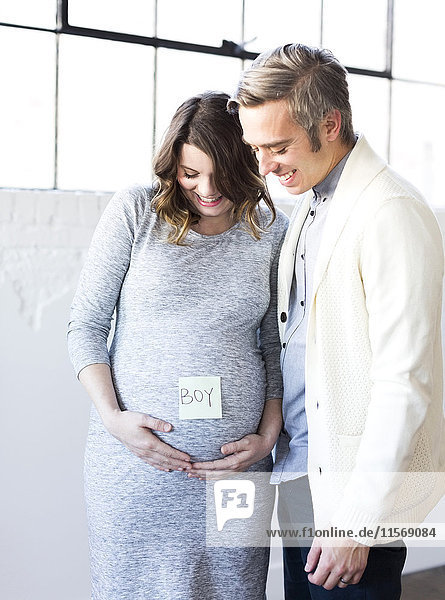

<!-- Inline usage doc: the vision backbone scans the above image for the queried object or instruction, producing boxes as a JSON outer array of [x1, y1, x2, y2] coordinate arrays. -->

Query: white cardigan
[[278, 135, 445, 543]]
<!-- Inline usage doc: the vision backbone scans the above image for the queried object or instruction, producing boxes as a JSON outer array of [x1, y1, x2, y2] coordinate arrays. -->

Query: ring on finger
[[339, 577, 351, 585]]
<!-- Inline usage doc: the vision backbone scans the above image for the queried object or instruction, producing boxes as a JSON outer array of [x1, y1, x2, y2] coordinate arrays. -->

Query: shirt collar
[[312, 143, 355, 203]]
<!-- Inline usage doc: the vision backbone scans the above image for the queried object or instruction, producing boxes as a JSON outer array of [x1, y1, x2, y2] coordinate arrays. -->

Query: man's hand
[[105, 410, 192, 472], [305, 537, 370, 590], [188, 432, 274, 479]]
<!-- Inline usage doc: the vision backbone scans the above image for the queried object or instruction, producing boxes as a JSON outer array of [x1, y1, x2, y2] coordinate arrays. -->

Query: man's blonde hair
[[229, 43, 356, 152]]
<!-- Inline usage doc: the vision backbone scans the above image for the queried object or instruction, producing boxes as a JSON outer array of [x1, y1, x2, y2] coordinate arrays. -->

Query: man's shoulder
[[360, 165, 436, 229], [337, 138, 435, 230], [351, 135, 426, 206], [374, 165, 424, 202]]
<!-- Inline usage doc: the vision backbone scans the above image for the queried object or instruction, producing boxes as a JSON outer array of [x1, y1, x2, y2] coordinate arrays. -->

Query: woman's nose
[[197, 177, 218, 198]]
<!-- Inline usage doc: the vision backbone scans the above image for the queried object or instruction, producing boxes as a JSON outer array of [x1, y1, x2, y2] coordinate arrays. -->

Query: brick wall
[[0, 188, 112, 329]]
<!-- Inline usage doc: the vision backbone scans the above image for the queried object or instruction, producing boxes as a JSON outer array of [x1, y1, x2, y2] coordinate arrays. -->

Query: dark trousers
[[278, 477, 407, 599]]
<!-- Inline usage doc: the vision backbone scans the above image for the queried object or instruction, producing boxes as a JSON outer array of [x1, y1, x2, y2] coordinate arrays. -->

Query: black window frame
[[0, 0, 396, 191]]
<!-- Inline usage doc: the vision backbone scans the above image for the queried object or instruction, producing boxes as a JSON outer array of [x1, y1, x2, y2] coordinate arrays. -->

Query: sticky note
[[178, 376, 222, 420]]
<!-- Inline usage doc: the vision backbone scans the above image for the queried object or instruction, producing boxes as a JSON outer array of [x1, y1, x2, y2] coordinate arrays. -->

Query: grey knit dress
[[67, 186, 288, 600]]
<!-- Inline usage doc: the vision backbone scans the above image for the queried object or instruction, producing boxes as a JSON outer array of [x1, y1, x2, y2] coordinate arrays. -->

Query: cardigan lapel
[[277, 135, 387, 341], [311, 135, 387, 299], [278, 191, 311, 312]]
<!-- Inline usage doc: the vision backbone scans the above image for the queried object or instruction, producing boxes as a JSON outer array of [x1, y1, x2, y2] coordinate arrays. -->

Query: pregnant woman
[[67, 91, 288, 599]]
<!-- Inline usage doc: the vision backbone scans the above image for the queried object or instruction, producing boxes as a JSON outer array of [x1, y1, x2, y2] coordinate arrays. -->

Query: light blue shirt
[[271, 149, 353, 484]]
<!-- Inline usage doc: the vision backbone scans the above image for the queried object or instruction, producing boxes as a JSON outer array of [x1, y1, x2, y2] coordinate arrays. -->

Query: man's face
[[239, 99, 338, 195]]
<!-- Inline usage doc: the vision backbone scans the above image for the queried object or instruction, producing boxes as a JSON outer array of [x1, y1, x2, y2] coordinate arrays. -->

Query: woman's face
[[177, 144, 234, 232]]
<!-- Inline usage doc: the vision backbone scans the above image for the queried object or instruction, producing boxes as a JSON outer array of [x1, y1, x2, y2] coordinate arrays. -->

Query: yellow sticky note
[[178, 376, 222, 420]]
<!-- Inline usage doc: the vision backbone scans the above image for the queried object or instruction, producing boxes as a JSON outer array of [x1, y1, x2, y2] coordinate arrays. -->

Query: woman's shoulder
[[257, 203, 289, 237], [273, 205, 290, 230], [112, 184, 155, 210], [106, 184, 157, 225]]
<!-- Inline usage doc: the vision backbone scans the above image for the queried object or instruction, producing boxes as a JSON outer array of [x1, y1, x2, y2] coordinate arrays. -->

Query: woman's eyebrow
[[179, 165, 199, 172]]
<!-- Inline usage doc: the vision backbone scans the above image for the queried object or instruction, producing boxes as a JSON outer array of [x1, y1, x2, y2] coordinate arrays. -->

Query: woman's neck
[[191, 214, 236, 236]]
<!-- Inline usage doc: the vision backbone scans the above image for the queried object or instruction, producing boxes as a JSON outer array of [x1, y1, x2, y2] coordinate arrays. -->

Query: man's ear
[[322, 109, 342, 142]]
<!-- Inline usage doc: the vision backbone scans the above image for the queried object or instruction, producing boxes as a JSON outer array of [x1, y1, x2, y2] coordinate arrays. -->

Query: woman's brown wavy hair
[[152, 91, 276, 245]]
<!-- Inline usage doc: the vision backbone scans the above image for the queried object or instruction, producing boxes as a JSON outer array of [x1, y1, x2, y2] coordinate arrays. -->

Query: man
[[226, 43, 445, 598]]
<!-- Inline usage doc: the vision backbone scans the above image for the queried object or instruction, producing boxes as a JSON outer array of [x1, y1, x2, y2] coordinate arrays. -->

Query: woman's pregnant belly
[[110, 353, 267, 462]]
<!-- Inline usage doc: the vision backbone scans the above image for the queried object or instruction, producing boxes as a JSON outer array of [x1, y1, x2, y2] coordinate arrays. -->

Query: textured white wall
[[0, 189, 112, 600], [0, 189, 444, 600]]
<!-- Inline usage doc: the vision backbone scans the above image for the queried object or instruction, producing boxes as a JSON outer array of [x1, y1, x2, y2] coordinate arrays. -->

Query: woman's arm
[[68, 188, 192, 471], [79, 363, 192, 471]]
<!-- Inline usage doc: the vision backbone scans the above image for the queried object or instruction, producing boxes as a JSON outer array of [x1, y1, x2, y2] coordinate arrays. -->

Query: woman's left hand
[[187, 432, 274, 479], [189, 398, 282, 479]]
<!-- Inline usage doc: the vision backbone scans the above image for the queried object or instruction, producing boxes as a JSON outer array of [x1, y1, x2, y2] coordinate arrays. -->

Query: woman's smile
[[194, 192, 224, 207]]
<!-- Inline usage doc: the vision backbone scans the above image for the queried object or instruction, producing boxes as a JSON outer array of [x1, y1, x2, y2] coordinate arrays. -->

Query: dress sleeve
[[67, 187, 144, 377], [258, 209, 289, 400]]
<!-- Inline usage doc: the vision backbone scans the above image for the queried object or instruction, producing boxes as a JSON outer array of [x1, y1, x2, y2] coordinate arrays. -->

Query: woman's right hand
[[104, 409, 192, 472], [77, 364, 191, 472]]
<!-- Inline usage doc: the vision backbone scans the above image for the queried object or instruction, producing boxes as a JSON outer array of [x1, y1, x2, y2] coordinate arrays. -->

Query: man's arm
[[333, 196, 443, 532], [308, 195, 443, 589]]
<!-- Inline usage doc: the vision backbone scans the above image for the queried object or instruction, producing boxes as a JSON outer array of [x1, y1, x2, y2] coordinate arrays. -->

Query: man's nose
[[257, 151, 279, 177]]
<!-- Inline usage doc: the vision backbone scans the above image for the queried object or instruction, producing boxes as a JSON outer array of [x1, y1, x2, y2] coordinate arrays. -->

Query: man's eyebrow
[[179, 165, 199, 172], [241, 136, 295, 148]]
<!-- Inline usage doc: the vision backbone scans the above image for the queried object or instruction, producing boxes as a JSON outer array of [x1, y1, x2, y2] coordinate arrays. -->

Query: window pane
[[323, 0, 388, 71], [155, 49, 242, 144], [390, 81, 445, 209], [348, 74, 390, 160], [244, 0, 321, 53], [0, 0, 57, 28], [0, 27, 55, 188], [393, 0, 445, 84], [157, 0, 242, 48], [69, 0, 155, 37], [58, 35, 154, 191]]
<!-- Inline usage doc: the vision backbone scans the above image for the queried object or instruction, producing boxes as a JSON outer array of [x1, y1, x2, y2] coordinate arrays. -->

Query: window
[[68, 0, 155, 37], [0, 26, 56, 188], [1, 0, 444, 208], [57, 35, 155, 191]]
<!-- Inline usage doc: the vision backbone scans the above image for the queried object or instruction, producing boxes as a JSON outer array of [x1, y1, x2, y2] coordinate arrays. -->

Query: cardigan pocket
[[336, 434, 362, 472], [337, 434, 362, 449]]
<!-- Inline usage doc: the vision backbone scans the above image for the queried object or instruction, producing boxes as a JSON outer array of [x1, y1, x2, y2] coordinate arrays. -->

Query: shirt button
[[301, 253, 305, 260], [319, 467, 322, 475], [316, 401, 319, 409], [282, 342, 286, 349], [300, 300, 304, 306], [280, 312, 287, 322], [310, 210, 315, 216]]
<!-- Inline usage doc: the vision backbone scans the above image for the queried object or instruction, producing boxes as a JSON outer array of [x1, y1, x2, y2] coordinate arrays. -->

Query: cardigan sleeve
[[67, 186, 146, 377], [330, 194, 444, 540], [258, 208, 288, 400]]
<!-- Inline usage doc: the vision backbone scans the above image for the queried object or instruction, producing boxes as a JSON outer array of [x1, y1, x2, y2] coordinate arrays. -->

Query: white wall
[[1, 189, 444, 600]]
